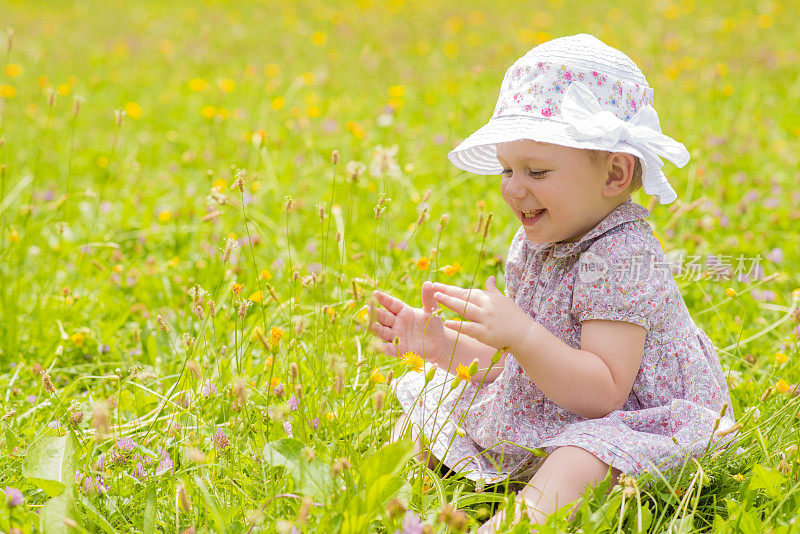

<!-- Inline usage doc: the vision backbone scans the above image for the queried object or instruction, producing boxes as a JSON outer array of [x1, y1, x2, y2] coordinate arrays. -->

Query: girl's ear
[[603, 152, 636, 197]]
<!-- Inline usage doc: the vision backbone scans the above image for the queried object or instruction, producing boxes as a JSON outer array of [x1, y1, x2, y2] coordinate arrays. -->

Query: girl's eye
[[501, 169, 548, 178]]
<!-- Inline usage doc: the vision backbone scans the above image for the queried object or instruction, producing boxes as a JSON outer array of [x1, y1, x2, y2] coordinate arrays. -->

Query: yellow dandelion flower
[[124, 101, 142, 120], [157, 210, 171, 223], [725, 288, 737, 298], [776, 352, 788, 365], [732, 473, 744, 482], [201, 105, 216, 119], [231, 283, 244, 295], [71, 332, 85, 346], [306, 105, 320, 118], [775, 379, 790, 394], [212, 178, 227, 191], [456, 364, 472, 381], [311, 31, 327, 45], [271, 96, 286, 110], [370, 368, 386, 384], [415, 257, 430, 271], [345, 120, 365, 139], [264, 63, 280, 77], [8, 230, 20, 243], [37, 75, 50, 87], [57, 83, 71, 96], [5, 64, 21, 77], [326, 411, 337, 421], [96, 155, 109, 168], [270, 377, 281, 388], [217, 78, 236, 92], [401, 352, 424, 373], [301, 72, 315, 85], [167, 257, 179, 267], [388, 85, 405, 98], [269, 327, 284, 345], [0, 85, 16, 98], [355, 307, 370, 325], [112, 264, 123, 273], [189, 78, 207, 91], [259, 269, 272, 280], [248, 291, 262, 303], [721, 85, 734, 97]]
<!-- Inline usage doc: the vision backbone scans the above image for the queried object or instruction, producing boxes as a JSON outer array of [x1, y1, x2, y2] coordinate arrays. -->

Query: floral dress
[[394, 198, 736, 483]]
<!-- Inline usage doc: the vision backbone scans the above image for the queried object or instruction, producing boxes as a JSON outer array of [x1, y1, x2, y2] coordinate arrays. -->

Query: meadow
[[1, 0, 799, 531]]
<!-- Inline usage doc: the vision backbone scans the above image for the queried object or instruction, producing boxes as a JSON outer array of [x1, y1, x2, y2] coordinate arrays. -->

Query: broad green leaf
[[263, 438, 332, 502], [143, 485, 157, 532], [360, 440, 412, 485], [749, 463, 786, 499], [22, 433, 77, 497], [41, 492, 72, 534], [77, 496, 117, 534]]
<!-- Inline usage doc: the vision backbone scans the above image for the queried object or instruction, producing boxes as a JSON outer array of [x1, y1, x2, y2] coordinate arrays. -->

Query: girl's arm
[[432, 277, 646, 418]]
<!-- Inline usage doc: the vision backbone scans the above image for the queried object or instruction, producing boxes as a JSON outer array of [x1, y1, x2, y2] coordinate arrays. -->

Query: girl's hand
[[432, 276, 533, 351], [369, 282, 449, 363]]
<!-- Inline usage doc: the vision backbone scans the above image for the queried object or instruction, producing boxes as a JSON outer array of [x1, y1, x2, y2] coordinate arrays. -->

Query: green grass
[[1, 0, 799, 532]]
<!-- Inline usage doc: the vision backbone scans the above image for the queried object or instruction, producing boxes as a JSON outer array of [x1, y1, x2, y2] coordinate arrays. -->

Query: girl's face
[[498, 139, 614, 245]]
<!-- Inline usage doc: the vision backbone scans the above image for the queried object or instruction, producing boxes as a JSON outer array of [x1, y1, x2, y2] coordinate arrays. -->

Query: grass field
[[1, 0, 799, 532]]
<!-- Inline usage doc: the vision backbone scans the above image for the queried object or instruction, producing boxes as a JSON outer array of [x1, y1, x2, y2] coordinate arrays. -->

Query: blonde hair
[[588, 150, 642, 193]]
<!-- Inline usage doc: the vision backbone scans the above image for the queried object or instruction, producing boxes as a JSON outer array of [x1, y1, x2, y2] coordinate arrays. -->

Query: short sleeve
[[503, 227, 528, 300], [570, 238, 669, 331]]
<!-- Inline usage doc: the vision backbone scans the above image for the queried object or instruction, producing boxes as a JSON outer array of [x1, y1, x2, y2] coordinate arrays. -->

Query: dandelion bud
[[715, 421, 742, 437], [468, 358, 479, 377], [178, 484, 192, 513], [208, 299, 216, 317], [332, 149, 339, 165], [438, 213, 449, 231], [450, 376, 462, 390], [266, 283, 279, 302], [425, 364, 437, 383], [156, 314, 169, 333], [455, 426, 466, 437], [42, 373, 56, 395], [760, 387, 773, 403], [491, 348, 505, 366], [719, 402, 728, 418]]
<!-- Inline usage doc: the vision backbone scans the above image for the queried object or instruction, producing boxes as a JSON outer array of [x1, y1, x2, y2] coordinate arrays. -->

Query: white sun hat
[[447, 33, 690, 205]]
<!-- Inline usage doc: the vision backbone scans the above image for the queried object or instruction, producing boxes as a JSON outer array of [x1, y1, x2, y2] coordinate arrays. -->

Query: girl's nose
[[506, 171, 528, 198]]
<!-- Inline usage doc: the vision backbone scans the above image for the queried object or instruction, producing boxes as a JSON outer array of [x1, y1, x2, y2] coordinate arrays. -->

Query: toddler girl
[[370, 34, 735, 530]]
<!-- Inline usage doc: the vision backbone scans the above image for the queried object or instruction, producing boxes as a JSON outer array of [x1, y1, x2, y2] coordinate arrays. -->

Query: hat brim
[[447, 115, 647, 175]]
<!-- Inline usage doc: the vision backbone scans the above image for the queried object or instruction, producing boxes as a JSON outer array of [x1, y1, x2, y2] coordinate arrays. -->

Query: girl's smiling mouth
[[520, 209, 546, 225]]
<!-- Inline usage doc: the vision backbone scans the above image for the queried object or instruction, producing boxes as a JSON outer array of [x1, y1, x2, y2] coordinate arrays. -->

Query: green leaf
[[77, 495, 117, 534], [41, 492, 72, 534], [749, 463, 786, 499], [263, 438, 332, 502], [143, 485, 157, 532], [22, 433, 78, 497]]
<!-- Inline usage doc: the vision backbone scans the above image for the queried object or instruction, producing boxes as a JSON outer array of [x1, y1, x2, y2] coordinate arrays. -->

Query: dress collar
[[528, 198, 650, 259]]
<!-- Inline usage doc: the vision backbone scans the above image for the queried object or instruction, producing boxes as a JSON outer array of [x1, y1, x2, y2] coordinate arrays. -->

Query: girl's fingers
[[369, 322, 395, 343], [444, 319, 479, 338], [373, 290, 404, 315], [375, 308, 395, 327], [434, 291, 479, 319], [421, 281, 438, 314], [431, 282, 476, 300]]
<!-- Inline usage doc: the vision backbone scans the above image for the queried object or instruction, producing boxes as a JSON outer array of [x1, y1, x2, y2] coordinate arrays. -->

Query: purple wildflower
[[156, 449, 173, 475], [213, 428, 230, 451], [201, 380, 217, 397], [4, 486, 23, 508], [283, 421, 293, 438], [766, 248, 783, 264], [286, 394, 299, 411], [75, 471, 108, 495], [311, 417, 320, 430], [117, 436, 136, 454], [131, 461, 146, 479], [26, 394, 36, 404], [394, 511, 423, 534]]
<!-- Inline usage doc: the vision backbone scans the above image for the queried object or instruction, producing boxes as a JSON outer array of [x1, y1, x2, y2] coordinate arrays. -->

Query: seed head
[[156, 314, 169, 333], [331, 149, 339, 165], [232, 171, 246, 194], [208, 299, 217, 317], [221, 238, 239, 263], [42, 373, 56, 395], [178, 484, 192, 513]]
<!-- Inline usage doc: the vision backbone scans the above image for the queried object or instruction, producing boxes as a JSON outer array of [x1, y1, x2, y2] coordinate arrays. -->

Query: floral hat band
[[447, 34, 690, 205]]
